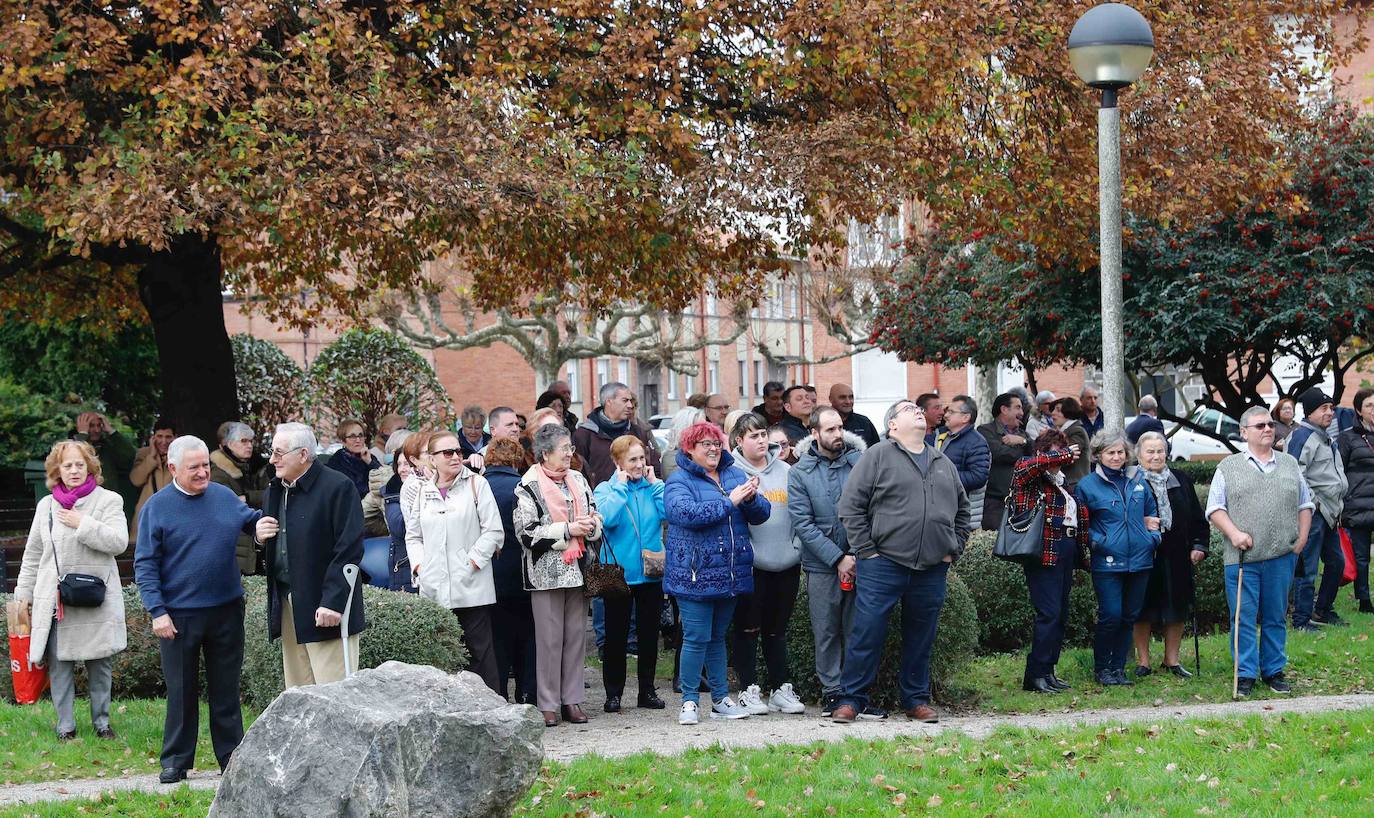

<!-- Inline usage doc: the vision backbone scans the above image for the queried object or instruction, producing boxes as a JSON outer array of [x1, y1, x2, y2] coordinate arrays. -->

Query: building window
[[565, 367, 580, 403], [665, 368, 677, 399], [684, 373, 695, 396], [617, 359, 630, 385], [709, 362, 719, 393], [596, 359, 610, 389], [738, 360, 748, 397], [754, 361, 764, 397]]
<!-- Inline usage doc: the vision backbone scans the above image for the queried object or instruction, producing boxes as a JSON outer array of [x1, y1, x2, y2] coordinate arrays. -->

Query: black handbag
[[50, 506, 107, 608], [583, 542, 631, 599], [992, 495, 1045, 565]]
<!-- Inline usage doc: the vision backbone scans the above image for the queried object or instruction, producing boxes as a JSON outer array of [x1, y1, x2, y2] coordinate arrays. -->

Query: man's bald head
[[829, 383, 855, 416]]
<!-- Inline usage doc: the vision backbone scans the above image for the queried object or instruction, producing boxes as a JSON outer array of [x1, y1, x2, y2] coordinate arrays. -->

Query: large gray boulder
[[209, 662, 543, 818]]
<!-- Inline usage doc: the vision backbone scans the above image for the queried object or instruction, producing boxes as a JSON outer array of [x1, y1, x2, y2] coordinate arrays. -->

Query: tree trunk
[[137, 235, 239, 443], [973, 362, 998, 424]]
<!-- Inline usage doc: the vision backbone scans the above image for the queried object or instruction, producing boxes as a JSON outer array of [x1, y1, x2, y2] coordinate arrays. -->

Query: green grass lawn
[[6, 708, 1370, 817], [957, 593, 1373, 714], [0, 700, 258, 786]]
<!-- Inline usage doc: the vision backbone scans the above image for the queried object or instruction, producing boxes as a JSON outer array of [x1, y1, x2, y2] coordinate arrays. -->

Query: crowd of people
[[10, 378, 1374, 772]]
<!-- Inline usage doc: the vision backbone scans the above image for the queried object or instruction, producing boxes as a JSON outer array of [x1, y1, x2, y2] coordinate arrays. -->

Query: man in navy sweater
[[135, 435, 261, 784]]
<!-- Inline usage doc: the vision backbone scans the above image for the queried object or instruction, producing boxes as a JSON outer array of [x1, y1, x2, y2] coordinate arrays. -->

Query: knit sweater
[[134, 481, 261, 618]]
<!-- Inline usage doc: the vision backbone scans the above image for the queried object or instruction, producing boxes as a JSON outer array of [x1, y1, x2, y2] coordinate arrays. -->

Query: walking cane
[[341, 564, 359, 680], [1231, 550, 1246, 699]]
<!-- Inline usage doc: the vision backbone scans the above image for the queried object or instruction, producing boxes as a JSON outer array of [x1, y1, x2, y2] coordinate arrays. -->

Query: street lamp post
[[1068, 3, 1154, 437]]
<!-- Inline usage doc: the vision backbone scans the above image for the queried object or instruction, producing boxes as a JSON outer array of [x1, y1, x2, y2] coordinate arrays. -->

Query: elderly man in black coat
[[255, 422, 367, 687]]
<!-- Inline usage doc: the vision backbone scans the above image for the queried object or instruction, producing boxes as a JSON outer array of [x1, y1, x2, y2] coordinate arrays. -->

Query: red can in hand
[[840, 576, 854, 592]]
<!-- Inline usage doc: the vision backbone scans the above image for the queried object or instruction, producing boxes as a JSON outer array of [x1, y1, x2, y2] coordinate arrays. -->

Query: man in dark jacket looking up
[[978, 392, 1030, 530], [255, 422, 367, 688], [572, 382, 662, 488], [831, 399, 971, 725], [789, 406, 867, 715], [935, 395, 990, 526]]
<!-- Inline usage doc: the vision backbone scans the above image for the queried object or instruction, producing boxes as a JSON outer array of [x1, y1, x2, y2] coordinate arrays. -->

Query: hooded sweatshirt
[[731, 442, 801, 572]]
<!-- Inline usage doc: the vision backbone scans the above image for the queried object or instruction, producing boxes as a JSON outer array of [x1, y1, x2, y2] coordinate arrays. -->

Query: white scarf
[[1048, 469, 1077, 524]]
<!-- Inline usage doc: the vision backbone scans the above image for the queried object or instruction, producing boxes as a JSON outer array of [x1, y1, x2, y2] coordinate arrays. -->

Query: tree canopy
[[305, 329, 451, 441]]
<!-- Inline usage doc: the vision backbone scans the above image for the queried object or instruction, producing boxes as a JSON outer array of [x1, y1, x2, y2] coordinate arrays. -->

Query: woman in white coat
[[405, 430, 504, 692], [14, 440, 128, 740]]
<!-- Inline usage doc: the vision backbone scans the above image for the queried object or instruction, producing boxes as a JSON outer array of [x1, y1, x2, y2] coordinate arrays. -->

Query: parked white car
[[1160, 407, 1240, 462]]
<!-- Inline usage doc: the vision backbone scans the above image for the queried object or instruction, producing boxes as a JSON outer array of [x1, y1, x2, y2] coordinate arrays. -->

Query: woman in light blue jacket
[[592, 435, 667, 714], [1075, 431, 1161, 687]]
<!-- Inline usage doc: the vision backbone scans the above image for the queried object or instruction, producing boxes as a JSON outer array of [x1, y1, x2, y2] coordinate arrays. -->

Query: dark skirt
[[1138, 528, 1196, 624]]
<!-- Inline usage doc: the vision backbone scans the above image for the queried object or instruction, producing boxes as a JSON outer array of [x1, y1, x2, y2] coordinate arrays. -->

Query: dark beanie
[[1298, 387, 1334, 417]]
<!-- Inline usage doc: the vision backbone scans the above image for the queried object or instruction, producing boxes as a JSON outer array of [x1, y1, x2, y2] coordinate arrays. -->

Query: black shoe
[[1048, 674, 1072, 691], [95, 726, 117, 740], [1293, 622, 1321, 633], [1263, 673, 1292, 694], [1095, 671, 1116, 686], [637, 690, 666, 710], [1023, 676, 1059, 693], [159, 768, 187, 784], [1163, 664, 1193, 679], [603, 696, 622, 713], [1359, 600, 1374, 614], [55, 730, 76, 741], [858, 706, 889, 720], [1312, 610, 1348, 627], [1235, 678, 1255, 697], [1134, 665, 1153, 678], [1110, 670, 1133, 686], [820, 695, 838, 717]]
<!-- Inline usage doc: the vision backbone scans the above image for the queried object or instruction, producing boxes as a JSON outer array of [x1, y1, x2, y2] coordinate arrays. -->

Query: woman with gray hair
[[514, 423, 603, 727], [1131, 431, 1209, 678], [210, 422, 271, 574], [1075, 430, 1162, 686]]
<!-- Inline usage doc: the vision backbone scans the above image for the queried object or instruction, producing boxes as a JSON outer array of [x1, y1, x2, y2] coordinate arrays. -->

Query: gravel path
[[2, 683, 1370, 807]]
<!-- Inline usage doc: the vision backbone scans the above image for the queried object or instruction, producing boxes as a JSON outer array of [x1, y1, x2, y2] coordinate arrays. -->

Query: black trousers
[[602, 582, 663, 699], [452, 605, 500, 693], [492, 595, 537, 703], [733, 565, 801, 690], [159, 599, 245, 771], [1022, 539, 1075, 681]]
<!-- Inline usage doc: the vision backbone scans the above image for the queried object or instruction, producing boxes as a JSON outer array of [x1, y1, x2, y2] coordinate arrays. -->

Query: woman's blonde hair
[[609, 434, 646, 465], [45, 439, 102, 489]]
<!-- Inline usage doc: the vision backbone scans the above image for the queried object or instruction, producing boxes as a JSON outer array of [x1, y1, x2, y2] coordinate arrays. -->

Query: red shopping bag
[[1339, 528, 1357, 585], [8, 634, 48, 704]]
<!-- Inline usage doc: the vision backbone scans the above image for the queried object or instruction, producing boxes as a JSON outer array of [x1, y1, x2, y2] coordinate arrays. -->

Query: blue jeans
[[1227, 551, 1297, 680], [677, 598, 736, 706], [1350, 527, 1372, 603], [1091, 570, 1150, 674], [838, 556, 948, 712], [1292, 513, 1344, 625]]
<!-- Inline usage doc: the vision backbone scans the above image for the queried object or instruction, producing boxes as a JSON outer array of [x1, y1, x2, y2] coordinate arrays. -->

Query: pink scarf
[[52, 476, 96, 510], [536, 464, 585, 565]]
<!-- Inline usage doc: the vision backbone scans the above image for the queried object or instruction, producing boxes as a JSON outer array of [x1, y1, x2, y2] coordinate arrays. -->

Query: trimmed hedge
[[952, 530, 1234, 656], [1169, 460, 1218, 486], [780, 571, 979, 709], [3, 580, 467, 706]]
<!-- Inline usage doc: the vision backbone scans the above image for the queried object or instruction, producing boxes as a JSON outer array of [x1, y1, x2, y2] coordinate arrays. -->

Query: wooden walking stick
[[1231, 549, 1246, 699]]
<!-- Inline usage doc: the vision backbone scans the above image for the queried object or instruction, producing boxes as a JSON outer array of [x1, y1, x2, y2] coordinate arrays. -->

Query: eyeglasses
[[269, 446, 305, 460], [430, 448, 464, 458], [695, 440, 724, 450], [707, 404, 729, 411], [1247, 421, 1276, 430], [343, 433, 367, 441], [896, 403, 923, 415]]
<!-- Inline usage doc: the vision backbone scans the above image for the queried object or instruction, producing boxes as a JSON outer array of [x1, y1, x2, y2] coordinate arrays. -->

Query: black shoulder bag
[[50, 504, 108, 608]]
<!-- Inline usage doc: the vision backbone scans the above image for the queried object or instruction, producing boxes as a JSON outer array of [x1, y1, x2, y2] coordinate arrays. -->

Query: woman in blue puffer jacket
[[664, 422, 770, 726], [1075, 430, 1162, 687]]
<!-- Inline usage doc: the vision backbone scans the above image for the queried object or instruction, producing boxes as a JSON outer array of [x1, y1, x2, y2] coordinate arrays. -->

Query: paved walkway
[[2, 690, 1371, 807]]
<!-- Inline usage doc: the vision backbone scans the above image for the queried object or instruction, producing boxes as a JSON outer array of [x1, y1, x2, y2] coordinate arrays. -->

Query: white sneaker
[[710, 697, 751, 719], [738, 685, 769, 716], [768, 683, 806, 714], [679, 701, 699, 725]]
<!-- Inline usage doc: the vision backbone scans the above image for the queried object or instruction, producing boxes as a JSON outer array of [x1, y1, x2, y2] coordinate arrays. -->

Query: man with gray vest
[[1206, 406, 1314, 695], [1287, 387, 1349, 630], [788, 405, 868, 716]]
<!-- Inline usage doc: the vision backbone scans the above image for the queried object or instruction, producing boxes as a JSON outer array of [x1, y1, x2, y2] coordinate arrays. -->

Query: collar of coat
[[793, 431, 867, 471], [209, 449, 242, 480], [274, 459, 324, 493]]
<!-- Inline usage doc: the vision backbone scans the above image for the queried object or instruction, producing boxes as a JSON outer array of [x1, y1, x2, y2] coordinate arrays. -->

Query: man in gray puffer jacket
[[788, 406, 867, 715], [729, 413, 806, 715]]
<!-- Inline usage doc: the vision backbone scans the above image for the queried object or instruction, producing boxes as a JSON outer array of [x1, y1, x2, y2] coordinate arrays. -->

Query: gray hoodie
[[732, 443, 802, 572]]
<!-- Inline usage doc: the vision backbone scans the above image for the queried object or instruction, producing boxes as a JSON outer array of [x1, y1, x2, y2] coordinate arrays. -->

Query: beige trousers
[[281, 595, 360, 688], [530, 587, 586, 712]]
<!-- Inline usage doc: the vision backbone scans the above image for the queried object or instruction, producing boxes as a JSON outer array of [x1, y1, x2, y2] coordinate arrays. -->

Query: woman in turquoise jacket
[[1075, 431, 1162, 687], [592, 435, 667, 714]]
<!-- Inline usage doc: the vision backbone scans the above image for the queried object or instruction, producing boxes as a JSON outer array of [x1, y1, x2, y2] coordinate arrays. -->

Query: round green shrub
[[239, 577, 468, 709], [782, 570, 978, 709], [0, 593, 12, 702]]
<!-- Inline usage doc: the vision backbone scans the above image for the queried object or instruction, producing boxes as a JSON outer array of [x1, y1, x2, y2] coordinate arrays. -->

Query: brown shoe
[[904, 704, 939, 723], [542, 710, 560, 727], [562, 704, 589, 724], [830, 704, 857, 724]]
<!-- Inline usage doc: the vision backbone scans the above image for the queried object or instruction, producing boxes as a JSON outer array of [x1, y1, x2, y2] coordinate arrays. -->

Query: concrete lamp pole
[[1068, 3, 1154, 436]]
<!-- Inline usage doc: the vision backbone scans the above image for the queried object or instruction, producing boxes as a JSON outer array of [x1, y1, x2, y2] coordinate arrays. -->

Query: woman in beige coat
[[14, 440, 128, 740]]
